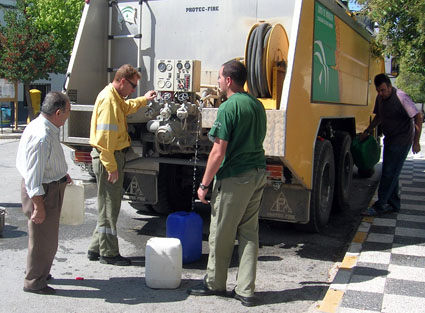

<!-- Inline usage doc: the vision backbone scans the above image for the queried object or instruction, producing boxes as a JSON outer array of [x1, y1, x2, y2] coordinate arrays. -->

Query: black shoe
[[46, 274, 53, 281], [99, 254, 131, 266], [232, 290, 257, 307], [187, 283, 227, 296], [87, 250, 100, 261], [23, 286, 56, 295]]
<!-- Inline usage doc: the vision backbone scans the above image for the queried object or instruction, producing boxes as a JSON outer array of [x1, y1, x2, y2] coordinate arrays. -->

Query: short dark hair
[[114, 64, 141, 82], [41, 91, 69, 115], [222, 60, 247, 87], [374, 73, 392, 87]]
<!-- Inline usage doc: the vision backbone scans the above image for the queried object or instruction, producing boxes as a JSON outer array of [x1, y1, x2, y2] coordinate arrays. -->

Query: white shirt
[[16, 115, 68, 198]]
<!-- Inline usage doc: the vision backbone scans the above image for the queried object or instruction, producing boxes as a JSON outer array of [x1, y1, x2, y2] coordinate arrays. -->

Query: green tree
[[0, 0, 83, 120], [26, 0, 84, 72], [356, 0, 425, 102], [396, 65, 425, 103]]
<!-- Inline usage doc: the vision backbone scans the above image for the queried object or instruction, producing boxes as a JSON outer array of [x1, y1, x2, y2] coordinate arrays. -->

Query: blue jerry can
[[166, 211, 203, 264]]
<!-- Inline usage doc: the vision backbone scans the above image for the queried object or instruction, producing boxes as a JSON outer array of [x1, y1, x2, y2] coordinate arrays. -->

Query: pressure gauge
[[184, 62, 191, 69], [158, 62, 166, 72], [176, 62, 183, 70], [166, 64, 173, 71]]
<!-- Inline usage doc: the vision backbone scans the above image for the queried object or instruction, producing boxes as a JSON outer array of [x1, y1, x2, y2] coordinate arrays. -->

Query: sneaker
[[99, 254, 131, 266], [361, 206, 379, 217], [87, 250, 100, 261], [380, 204, 398, 214]]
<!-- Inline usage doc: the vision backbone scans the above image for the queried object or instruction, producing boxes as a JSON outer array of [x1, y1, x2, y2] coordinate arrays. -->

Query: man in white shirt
[[16, 91, 72, 295]]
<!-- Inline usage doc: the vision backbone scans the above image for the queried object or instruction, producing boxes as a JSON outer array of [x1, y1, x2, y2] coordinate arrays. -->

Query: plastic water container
[[145, 237, 182, 289], [351, 135, 381, 170], [166, 211, 203, 264], [60, 181, 85, 225]]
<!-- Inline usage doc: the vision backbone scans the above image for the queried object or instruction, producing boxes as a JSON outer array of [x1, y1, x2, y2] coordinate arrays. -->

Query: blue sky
[[348, 0, 363, 11]]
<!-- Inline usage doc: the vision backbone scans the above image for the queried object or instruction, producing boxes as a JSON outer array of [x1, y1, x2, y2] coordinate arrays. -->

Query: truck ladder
[[107, 0, 144, 97]]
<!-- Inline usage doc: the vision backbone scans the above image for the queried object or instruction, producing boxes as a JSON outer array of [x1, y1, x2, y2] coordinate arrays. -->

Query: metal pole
[[14, 100, 18, 130]]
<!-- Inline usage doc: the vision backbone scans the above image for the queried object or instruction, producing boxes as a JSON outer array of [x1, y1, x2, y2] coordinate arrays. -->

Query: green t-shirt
[[209, 92, 267, 180]]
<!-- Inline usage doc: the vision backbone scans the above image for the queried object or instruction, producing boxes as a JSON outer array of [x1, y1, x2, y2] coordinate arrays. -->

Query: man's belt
[[55, 176, 67, 184]]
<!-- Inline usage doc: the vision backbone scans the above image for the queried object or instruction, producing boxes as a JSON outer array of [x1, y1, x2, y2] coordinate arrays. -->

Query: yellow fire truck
[[63, 0, 384, 232]]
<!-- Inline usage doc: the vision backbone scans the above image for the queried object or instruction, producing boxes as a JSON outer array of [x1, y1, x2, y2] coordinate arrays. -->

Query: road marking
[[318, 289, 344, 312]]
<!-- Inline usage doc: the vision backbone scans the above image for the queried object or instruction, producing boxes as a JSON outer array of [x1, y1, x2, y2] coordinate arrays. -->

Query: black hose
[[246, 23, 272, 98]]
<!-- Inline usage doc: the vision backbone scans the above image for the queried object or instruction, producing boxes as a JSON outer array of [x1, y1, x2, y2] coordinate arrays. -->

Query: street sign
[[0, 78, 17, 101]]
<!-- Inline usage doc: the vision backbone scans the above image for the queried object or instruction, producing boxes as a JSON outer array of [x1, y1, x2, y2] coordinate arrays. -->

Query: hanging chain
[[191, 101, 202, 211]]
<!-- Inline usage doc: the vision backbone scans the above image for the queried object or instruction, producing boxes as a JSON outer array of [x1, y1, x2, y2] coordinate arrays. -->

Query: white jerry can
[[60, 181, 85, 226], [145, 237, 182, 289]]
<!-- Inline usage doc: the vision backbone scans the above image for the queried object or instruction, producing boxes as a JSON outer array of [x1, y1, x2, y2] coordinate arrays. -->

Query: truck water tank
[[166, 211, 203, 264], [145, 237, 182, 289]]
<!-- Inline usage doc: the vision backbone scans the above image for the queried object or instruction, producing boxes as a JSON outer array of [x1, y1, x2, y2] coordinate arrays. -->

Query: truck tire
[[150, 164, 193, 215], [331, 132, 353, 211], [301, 139, 335, 232], [358, 167, 375, 178], [150, 172, 171, 214], [165, 164, 194, 211]]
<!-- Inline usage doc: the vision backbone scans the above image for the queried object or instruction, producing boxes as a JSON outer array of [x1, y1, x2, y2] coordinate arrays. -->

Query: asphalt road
[[0, 138, 379, 313]]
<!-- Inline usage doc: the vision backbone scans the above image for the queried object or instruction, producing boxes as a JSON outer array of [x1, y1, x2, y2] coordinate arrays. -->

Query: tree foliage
[[0, 0, 59, 83], [396, 66, 425, 103], [26, 0, 84, 72], [356, 0, 425, 102], [0, 0, 84, 118]]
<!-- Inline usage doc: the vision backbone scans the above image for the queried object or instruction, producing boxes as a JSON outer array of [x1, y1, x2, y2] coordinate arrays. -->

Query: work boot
[[87, 250, 100, 261], [99, 254, 131, 266]]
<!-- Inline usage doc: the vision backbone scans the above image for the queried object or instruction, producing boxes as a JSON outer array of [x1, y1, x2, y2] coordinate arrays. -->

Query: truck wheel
[[302, 139, 335, 232], [165, 164, 194, 211], [331, 132, 353, 211], [358, 167, 375, 178], [150, 168, 172, 214], [150, 164, 193, 214]]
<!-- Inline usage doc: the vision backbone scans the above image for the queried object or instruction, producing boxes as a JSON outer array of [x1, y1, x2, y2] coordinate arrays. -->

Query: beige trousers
[[205, 168, 267, 297]]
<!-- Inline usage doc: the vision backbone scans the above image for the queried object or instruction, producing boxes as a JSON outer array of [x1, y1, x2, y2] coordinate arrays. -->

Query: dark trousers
[[375, 143, 411, 211], [21, 179, 66, 290]]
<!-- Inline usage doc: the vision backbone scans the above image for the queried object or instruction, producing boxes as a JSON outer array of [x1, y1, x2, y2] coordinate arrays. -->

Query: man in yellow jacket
[[88, 64, 156, 266]]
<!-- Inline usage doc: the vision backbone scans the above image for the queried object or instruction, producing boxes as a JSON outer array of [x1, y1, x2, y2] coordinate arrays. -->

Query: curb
[[317, 216, 374, 312], [0, 128, 24, 140], [0, 134, 22, 140]]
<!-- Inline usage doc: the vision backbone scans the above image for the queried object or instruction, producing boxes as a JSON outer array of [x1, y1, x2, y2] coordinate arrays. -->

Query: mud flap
[[123, 172, 157, 205], [259, 184, 311, 223]]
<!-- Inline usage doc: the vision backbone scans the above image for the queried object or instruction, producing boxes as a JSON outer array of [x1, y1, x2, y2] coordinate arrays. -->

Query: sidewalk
[[0, 126, 24, 139], [318, 148, 425, 313]]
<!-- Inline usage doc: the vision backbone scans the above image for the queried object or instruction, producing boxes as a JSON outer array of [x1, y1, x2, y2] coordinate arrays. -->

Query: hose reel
[[245, 22, 289, 106]]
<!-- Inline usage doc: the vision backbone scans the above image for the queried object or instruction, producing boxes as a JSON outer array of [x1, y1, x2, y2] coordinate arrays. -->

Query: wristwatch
[[199, 183, 210, 190]]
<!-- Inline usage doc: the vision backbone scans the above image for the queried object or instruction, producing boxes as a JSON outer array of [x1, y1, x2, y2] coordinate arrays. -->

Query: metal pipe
[[126, 157, 207, 167]]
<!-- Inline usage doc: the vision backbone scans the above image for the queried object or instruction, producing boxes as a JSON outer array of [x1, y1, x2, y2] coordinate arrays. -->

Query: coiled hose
[[246, 23, 272, 98]]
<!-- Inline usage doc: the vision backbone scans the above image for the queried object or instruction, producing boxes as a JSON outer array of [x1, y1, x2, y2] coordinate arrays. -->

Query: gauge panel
[[155, 59, 201, 92]]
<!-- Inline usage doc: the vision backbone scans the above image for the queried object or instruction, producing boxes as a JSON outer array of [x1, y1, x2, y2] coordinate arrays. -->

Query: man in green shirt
[[187, 60, 267, 307]]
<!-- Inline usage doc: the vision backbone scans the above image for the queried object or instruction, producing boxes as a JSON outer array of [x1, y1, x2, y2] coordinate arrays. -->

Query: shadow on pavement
[[49, 277, 192, 304], [256, 284, 329, 305]]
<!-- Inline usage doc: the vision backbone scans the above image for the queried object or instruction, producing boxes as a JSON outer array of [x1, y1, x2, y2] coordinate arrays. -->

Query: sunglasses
[[125, 77, 137, 89]]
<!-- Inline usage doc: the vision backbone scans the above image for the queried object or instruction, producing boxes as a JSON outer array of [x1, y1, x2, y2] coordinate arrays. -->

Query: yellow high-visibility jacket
[[89, 84, 147, 172]]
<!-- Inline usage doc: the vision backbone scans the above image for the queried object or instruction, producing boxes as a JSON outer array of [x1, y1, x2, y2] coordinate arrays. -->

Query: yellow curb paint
[[362, 216, 374, 223], [318, 289, 344, 313], [352, 231, 368, 243], [340, 255, 357, 270]]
